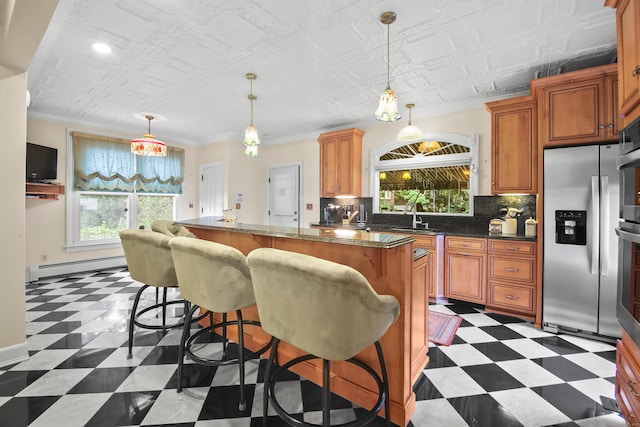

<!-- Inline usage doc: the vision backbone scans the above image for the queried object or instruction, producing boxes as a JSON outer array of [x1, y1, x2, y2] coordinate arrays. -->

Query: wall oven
[[617, 117, 640, 345]]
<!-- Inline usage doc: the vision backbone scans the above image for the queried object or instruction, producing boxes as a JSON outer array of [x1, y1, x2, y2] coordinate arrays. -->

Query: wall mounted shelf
[[26, 182, 65, 200]]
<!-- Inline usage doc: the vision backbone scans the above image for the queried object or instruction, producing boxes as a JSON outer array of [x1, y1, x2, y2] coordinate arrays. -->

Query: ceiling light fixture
[[92, 42, 112, 55], [243, 72, 260, 158], [131, 115, 167, 156], [397, 103, 423, 142], [374, 11, 400, 122]]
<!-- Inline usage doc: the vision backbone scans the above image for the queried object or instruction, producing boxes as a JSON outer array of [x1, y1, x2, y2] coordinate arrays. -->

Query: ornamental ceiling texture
[[27, 0, 617, 147]]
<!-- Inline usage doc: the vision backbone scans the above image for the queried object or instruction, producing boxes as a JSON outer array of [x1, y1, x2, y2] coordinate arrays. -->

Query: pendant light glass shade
[[243, 73, 260, 157], [374, 11, 400, 122], [131, 115, 167, 156], [244, 124, 260, 146], [374, 87, 400, 122], [244, 144, 258, 158], [397, 103, 423, 142]]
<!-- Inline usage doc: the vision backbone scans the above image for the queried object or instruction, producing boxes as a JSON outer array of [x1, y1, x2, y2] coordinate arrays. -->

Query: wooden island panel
[[185, 223, 427, 427]]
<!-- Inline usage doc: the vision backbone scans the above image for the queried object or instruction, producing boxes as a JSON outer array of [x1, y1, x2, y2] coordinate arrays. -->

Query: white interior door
[[268, 164, 300, 227], [200, 162, 223, 217]]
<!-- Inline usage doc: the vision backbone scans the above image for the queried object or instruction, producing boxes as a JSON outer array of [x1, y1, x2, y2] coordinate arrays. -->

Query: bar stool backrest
[[247, 247, 400, 361], [119, 229, 177, 287], [151, 220, 196, 238], [169, 236, 255, 312]]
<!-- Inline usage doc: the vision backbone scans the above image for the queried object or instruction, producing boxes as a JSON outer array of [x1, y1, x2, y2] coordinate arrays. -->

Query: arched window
[[370, 132, 479, 215]]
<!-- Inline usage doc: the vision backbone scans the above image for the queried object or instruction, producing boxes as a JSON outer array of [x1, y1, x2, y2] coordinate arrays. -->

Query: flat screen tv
[[26, 142, 58, 183]]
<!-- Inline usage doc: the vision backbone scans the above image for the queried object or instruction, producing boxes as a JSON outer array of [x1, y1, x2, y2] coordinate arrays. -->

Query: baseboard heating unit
[[27, 256, 126, 282]]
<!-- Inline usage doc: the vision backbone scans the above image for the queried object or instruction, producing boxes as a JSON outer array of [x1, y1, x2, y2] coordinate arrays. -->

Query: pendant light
[[243, 72, 260, 157], [374, 11, 400, 122], [131, 115, 167, 156], [397, 103, 423, 142]]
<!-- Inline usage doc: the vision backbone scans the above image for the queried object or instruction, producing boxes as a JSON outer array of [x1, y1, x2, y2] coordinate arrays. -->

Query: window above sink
[[370, 132, 479, 216]]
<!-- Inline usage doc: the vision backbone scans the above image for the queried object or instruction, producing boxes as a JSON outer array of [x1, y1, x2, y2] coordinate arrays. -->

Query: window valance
[[72, 132, 184, 193]]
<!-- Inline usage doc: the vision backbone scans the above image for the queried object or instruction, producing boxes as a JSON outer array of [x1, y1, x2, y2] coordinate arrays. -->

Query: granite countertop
[[309, 222, 537, 242], [177, 217, 415, 249]]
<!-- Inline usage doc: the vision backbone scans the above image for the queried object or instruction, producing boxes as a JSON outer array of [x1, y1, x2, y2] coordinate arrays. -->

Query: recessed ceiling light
[[92, 42, 112, 55]]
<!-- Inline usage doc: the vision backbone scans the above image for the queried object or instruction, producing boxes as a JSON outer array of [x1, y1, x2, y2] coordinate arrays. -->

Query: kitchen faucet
[[403, 193, 424, 229]]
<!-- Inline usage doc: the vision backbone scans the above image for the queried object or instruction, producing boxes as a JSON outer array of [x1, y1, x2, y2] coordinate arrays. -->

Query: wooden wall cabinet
[[26, 182, 65, 200], [610, 0, 640, 127], [486, 96, 537, 194], [486, 240, 537, 320], [444, 236, 487, 304], [536, 64, 619, 147], [318, 128, 364, 197]]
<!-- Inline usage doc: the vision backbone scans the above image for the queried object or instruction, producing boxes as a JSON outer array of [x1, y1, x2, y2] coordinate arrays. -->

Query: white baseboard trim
[[0, 342, 29, 368], [27, 256, 127, 282]]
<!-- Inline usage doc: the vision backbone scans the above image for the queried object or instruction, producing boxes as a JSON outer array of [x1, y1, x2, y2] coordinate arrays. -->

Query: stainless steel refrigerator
[[543, 144, 620, 339]]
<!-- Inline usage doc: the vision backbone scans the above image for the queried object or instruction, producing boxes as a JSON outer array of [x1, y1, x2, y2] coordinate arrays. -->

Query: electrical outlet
[[306, 203, 313, 210], [41, 254, 47, 262]]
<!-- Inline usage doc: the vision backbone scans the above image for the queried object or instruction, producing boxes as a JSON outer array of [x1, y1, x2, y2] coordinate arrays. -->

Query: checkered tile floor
[[0, 268, 626, 426]]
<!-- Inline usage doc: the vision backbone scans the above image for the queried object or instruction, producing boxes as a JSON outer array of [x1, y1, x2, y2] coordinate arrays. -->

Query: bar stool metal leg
[[128, 284, 148, 358], [237, 309, 247, 412]]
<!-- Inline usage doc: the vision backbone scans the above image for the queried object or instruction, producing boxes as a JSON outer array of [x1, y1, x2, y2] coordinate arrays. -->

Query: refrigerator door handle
[[601, 175, 609, 276], [591, 176, 599, 275]]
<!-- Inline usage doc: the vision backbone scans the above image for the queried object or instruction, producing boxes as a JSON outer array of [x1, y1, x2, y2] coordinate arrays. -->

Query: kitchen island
[[177, 217, 427, 427]]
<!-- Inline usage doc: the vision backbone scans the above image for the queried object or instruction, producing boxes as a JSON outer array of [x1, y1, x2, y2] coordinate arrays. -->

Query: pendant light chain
[[249, 77, 255, 126], [386, 22, 391, 90]]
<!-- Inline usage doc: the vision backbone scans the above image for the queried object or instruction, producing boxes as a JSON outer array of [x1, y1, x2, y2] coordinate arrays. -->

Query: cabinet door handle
[[459, 253, 473, 257], [633, 65, 640, 77], [505, 246, 520, 251], [599, 124, 605, 129], [503, 294, 519, 300], [504, 267, 520, 272], [628, 380, 640, 398]]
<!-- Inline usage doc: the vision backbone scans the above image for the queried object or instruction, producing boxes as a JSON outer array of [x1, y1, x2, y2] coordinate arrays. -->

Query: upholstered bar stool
[[151, 219, 196, 238], [119, 229, 187, 358], [246, 248, 400, 427], [169, 236, 271, 411]]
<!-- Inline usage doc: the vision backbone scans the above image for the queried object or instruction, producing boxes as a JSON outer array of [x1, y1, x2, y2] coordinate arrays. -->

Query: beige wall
[[361, 107, 492, 196], [0, 0, 60, 364], [25, 118, 197, 269], [0, 70, 29, 355], [25, 106, 491, 271], [192, 106, 492, 227]]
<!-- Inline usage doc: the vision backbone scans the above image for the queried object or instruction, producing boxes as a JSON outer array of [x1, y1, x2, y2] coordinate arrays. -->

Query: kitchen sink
[[389, 227, 439, 235]]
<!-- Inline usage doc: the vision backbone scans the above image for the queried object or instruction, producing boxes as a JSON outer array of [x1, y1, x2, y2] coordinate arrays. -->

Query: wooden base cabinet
[[411, 248, 430, 379], [617, 330, 640, 426], [411, 234, 442, 301], [486, 240, 537, 321], [444, 237, 487, 304]]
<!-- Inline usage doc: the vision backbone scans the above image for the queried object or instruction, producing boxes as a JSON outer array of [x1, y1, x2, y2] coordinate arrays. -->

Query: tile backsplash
[[319, 195, 537, 235]]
